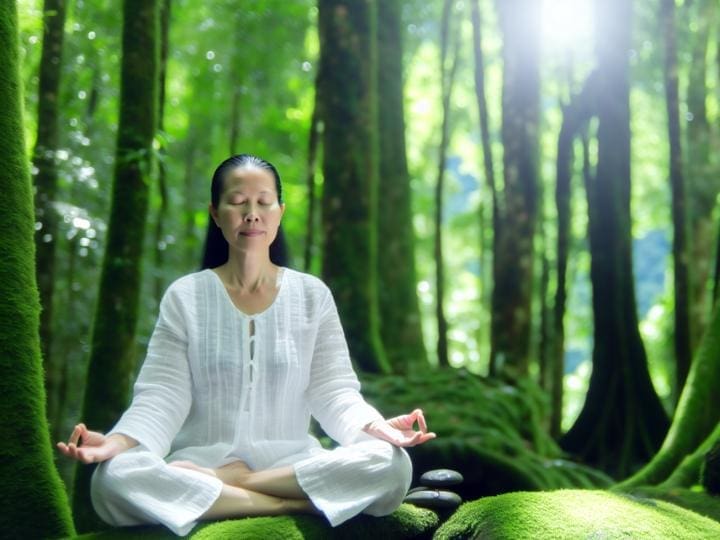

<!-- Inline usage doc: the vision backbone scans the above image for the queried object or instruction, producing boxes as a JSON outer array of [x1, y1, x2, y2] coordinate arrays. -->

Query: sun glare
[[540, 0, 594, 52]]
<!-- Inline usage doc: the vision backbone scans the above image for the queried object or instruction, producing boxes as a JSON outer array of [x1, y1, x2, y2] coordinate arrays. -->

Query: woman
[[58, 154, 435, 536]]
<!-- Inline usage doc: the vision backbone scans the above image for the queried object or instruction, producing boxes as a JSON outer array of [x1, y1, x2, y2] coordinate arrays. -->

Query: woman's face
[[210, 165, 285, 254]]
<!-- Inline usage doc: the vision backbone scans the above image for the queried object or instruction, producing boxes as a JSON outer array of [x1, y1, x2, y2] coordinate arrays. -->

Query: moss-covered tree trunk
[[489, 0, 541, 378], [618, 302, 720, 488], [376, 0, 426, 372], [317, 0, 388, 373], [0, 2, 75, 536], [32, 0, 67, 436], [303, 87, 321, 273], [561, 0, 669, 478], [73, 0, 158, 530], [661, 0, 691, 401]]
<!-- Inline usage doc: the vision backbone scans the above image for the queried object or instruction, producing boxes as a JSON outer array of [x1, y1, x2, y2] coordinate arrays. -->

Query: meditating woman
[[58, 154, 435, 536]]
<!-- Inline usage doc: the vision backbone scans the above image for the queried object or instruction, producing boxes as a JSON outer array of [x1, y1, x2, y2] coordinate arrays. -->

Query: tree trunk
[[73, 0, 158, 530], [561, 0, 669, 478], [32, 0, 67, 432], [317, 0, 388, 373], [153, 0, 171, 304], [662, 0, 691, 402], [686, 0, 718, 348], [376, 0, 427, 372], [618, 302, 720, 488], [490, 0, 541, 378], [433, 0, 460, 369], [551, 72, 598, 438], [469, 0, 497, 368], [0, 2, 75, 536]]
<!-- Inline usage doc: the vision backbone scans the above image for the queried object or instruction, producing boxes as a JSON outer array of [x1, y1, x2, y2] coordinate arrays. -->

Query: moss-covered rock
[[434, 489, 720, 539], [360, 370, 611, 499], [72, 504, 438, 539]]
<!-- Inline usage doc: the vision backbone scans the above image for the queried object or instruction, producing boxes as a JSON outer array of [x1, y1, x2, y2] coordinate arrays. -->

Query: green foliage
[[627, 486, 720, 523], [361, 370, 611, 498], [435, 489, 720, 539], [73, 504, 439, 539]]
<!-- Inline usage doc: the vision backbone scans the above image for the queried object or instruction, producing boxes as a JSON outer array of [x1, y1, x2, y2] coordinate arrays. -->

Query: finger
[[414, 409, 428, 433], [57, 442, 69, 456], [69, 424, 83, 446]]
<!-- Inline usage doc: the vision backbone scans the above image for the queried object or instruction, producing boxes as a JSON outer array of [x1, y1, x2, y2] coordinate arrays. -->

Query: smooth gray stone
[[419, 468, 464, 487], [404, 489, 462, 510]]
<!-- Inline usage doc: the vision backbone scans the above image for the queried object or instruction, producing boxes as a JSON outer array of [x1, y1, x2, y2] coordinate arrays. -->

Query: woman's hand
[[363, 409, 436, 447], [57, 424, 136, 464]]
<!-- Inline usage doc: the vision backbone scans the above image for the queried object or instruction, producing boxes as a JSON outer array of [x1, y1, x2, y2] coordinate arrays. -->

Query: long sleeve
[[306, 289, 384, 446], [108, 286, 192, 457]]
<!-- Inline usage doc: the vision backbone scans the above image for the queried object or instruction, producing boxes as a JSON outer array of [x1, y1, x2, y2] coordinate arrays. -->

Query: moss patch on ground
[[361, 370, 611, 499], [434, 489, 720, 539], [71, 503, 438, 539]]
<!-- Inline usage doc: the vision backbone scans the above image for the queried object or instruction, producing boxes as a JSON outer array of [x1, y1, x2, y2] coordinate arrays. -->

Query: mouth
[[240, 230, 265, 237]]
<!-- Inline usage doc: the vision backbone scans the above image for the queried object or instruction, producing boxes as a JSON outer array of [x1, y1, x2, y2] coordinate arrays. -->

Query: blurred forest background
[[7, 0, 720, 534]]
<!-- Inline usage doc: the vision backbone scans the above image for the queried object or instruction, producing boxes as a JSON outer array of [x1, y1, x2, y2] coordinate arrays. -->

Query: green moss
[[72, 504, 438, 539], [434, 489, 720, 539], [360, 371, 612, 499]]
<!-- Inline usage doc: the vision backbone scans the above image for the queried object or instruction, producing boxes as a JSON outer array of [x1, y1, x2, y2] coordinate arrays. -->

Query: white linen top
[[109, 268, 384, 469]]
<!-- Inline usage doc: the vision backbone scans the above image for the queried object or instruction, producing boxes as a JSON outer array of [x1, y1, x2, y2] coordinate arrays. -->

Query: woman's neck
[[220, 250, 276, 293]]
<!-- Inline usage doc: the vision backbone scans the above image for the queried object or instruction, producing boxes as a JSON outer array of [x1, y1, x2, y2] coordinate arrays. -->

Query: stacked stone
[[404, 469, 464, 510]]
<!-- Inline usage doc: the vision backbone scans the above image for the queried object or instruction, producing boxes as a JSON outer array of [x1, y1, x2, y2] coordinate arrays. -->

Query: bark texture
[[376, 0, 426, 371], [317, 0, 388, 373], [490, 0, 541, 378], [0, 2, 75, 536]]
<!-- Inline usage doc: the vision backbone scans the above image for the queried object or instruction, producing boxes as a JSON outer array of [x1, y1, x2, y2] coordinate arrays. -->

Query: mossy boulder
[[434, 489, 720, 539], [361, 370, 611, 500], [72, 504, 439, 539]]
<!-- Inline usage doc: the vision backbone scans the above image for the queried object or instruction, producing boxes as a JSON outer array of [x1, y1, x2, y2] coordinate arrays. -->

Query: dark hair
[[201, 154, 289, 269]]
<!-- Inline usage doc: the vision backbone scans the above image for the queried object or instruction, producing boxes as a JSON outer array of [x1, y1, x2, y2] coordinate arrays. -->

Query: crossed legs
[[169, 460, 317, 520]]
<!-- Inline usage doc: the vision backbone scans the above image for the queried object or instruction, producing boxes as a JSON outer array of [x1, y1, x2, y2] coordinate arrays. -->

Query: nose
[[244, 208, 260, 223]]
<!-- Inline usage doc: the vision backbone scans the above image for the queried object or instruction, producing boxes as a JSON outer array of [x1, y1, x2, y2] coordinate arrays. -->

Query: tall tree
[[489, 0, 541, 378], [662, 0, 691, 401], [433, 0, 460, 369], [376, 0, 426, 371], [303, 81, 321, 273], [32, 0, 67, 433], [73, 0, 159, 530], [469, 0, 497, 364], [0, 1, 75, 536], [561, 0, 669, 477], [686, 0, 718, 348], [317, 0, 389, 373]]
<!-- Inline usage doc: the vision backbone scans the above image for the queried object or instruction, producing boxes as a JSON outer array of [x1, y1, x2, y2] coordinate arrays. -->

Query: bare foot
[[216, 460, 252, 487]]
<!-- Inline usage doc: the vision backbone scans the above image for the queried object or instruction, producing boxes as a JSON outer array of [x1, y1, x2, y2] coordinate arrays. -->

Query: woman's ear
[[279, 203, 286, 220], [209, 203, 219, 226]]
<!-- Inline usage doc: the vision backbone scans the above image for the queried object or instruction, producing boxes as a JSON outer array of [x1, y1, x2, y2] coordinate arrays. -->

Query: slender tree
[[375, 0, 427, 371], [550, 73, 598, 438], [469, 0, 497, 363], [317, 0, 389, 373], [561, 0, 669, 478], [303, 82, 321, 273], [73, 0, 159, 530], [0, 2, 74, 536], [433, 0, 461, 368], [489, 0, 541, 378], [662, 0, 691, 401], [32, 0, 67, 431], [153, 0, 172, 304]]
